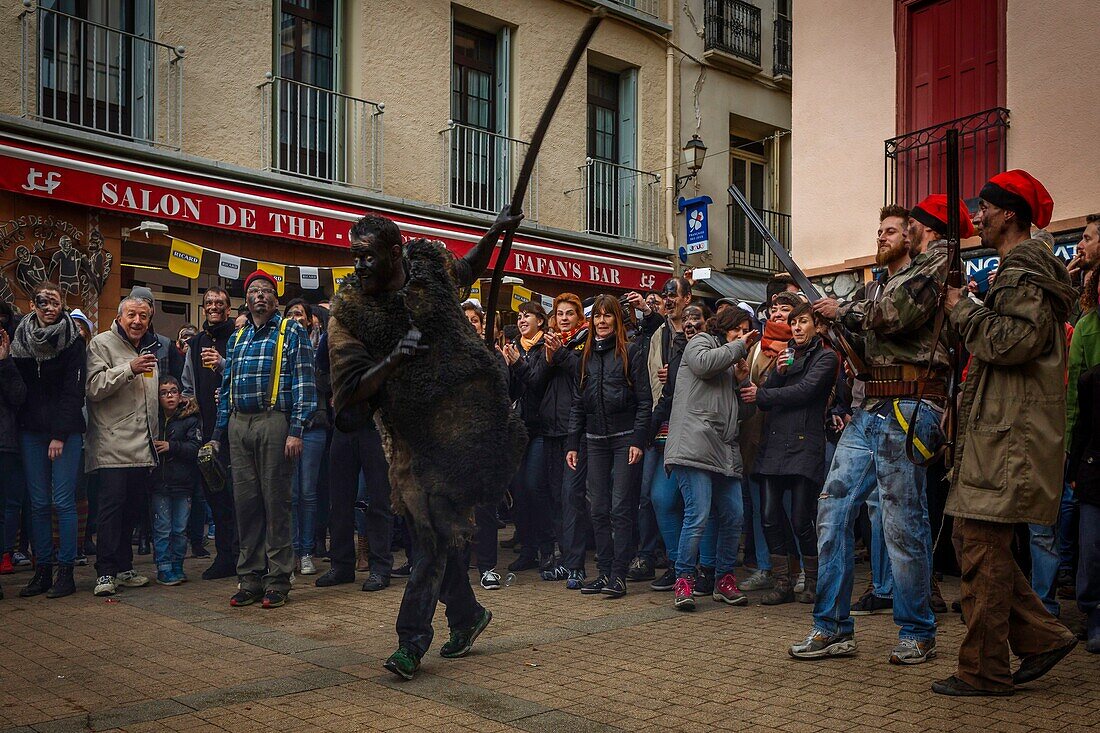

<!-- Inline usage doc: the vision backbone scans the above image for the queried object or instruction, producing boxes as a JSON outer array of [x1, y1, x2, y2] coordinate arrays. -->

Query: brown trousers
[[953, 517, 1073, 690]]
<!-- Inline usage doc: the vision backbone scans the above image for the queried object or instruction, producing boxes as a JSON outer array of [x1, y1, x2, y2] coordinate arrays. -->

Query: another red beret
[[979, 170, 1054, 229], [911, 194, 976, 239], [244, 270, 278, 292]]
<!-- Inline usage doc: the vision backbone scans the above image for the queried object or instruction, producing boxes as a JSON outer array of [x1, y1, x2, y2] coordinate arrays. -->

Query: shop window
[[585, 66, 639, 239]]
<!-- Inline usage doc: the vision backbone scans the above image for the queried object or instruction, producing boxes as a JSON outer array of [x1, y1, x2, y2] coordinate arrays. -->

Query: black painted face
[[350, 234, 397, 295]]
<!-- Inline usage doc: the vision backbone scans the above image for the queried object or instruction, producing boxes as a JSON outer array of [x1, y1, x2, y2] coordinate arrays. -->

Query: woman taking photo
[[566, 295, 650, 598], [12, 282, 87, 599]]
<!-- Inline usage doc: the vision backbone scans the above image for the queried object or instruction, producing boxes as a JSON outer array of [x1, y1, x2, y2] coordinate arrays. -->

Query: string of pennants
[[167, 238, 353, 297]]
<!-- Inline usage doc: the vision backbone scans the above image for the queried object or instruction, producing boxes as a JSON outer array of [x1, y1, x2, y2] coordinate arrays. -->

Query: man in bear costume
[[327, 209, 527, 680]]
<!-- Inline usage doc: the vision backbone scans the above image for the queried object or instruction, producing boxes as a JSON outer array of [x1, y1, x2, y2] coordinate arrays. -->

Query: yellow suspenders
[[228, 316, 290, 410], [892, 399, 933, 460]]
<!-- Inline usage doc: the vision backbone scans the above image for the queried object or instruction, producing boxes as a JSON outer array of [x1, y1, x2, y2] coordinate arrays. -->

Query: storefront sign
[[0, 138, 672, 291], [678, 196, 712, 256]]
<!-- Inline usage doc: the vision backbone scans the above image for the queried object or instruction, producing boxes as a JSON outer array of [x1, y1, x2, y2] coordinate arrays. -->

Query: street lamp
[[676, 134, 707, 194]]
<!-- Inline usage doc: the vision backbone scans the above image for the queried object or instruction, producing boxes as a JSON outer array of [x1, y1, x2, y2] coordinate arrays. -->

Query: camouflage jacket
[[836, 240, 950, 373]]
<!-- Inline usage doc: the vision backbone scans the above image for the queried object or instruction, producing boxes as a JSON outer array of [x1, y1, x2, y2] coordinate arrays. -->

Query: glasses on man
[[159, 388, 180, 397], [246, 286, 276, 296]]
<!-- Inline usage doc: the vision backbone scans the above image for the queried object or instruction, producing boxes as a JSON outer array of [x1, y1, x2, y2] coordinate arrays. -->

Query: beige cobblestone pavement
[[0, 553, 1097, 732]]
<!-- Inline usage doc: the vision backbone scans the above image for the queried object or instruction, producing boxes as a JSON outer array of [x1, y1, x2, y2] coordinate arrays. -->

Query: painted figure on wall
[[14, 246, 47, 298], [82, 229, 112, 296], [50, 235, 84, 299]]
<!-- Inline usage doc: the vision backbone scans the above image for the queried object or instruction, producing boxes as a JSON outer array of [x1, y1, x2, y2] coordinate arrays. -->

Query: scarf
[[520, 329, 544, 353], [10, 311, 78, 363], [760, 320, 793, 359]]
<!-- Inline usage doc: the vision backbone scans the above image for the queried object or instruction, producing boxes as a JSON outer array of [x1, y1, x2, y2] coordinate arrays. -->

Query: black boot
[[46, 564, 76, 598], [19, 563, 53, 597]]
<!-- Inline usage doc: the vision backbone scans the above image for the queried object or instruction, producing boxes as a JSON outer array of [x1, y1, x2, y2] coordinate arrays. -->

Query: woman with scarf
[[501, 300, 553, 574], [12, 282, 87, 598], [566, 295, 651, 598]]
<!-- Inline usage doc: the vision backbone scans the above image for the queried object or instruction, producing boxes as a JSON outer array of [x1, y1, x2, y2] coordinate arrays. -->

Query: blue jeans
[[152, 492, 192, 571], [867, 486, 895, 598], [671, 466, 743, 578], [20, 432, 82, 566], [1058, 483, 1078, 577], [291, 427, 327, 557], [745, 478, 771, 571], [652, 448, 716, 567], [636, 446, 661, 562], [814, 401, 940, 642], [1030, 520, 1061, 617]]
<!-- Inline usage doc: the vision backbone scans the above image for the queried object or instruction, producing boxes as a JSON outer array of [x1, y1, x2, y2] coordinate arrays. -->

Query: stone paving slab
[[0, 550, 1096, 733]]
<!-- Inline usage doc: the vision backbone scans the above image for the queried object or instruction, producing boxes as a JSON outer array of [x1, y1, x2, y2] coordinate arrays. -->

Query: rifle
[[726, 184, 868, 379], [904, 129, 963, 468], [483, 10, 605, 347]]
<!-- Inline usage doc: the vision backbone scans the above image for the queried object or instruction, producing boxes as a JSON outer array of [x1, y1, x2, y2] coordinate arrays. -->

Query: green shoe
[[383, 646, 421, 680], [440, 609, 492, 659]]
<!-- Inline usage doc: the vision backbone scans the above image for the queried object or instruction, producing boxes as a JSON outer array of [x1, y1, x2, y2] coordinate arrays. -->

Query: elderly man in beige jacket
[[86, 296, 161, 597]]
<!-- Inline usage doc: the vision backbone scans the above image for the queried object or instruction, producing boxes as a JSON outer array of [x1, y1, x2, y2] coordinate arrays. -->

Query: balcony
[[773, 17, 792, 78], [441, 121, 537, 221], [20, 3, 185, 149], [259, 75, 384, 192], [578, 158, 661, 246], [885, 108, 1009, 209], [704, 0, 762, 73], [606, 0, 661, 19], [728, 204, 790, 273]]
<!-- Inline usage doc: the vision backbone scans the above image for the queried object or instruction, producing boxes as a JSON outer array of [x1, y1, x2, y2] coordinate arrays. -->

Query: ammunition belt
[[864, 365, 947, 401]]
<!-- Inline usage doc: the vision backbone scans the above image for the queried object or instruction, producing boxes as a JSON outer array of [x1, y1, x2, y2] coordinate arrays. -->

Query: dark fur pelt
[[330, 239, 527, 547]]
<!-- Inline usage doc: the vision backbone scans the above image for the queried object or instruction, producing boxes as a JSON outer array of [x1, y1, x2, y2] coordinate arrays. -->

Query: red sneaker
[[714, 573, 748, 605], [0, 553, 13, 575], [673, 576, 696, 610]]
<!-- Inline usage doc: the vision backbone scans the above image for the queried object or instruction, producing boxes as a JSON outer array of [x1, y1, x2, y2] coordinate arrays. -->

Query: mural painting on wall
[[0, 216, 112, 317]]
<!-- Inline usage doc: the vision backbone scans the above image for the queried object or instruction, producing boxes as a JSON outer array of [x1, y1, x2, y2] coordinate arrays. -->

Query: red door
[[895, 0, 1005, 205]]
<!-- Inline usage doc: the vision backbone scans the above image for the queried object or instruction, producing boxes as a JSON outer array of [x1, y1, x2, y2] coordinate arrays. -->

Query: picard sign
[[0, 145, 670, 289]]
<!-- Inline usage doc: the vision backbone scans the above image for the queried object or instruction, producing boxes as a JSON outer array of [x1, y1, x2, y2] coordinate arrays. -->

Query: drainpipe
[[665, 0, 677, 260]]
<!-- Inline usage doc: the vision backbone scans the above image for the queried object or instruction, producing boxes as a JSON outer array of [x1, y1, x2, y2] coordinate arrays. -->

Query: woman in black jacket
[[566, 295, 651, 598], [742, 301, 838, 606], [12, 282, 87, 598]]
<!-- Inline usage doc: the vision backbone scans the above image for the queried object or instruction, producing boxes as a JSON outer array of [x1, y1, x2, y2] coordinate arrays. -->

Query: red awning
[[0, 135, 671, 291]]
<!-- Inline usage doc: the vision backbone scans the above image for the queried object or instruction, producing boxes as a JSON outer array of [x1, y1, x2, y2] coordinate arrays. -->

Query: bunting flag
[[511, 285, 533, 312], [331, 267, 354, 291], [299, 266, 320, 290], [257, 262, 286, 296], [168, 239, 203, 279], [469, 281, 481, 301], [540, 294, 555, 313], [218, 253, 241, 280]]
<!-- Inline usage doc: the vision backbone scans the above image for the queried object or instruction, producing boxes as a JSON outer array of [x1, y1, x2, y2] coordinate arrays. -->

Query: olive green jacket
[[947, 237, 1076, 525]]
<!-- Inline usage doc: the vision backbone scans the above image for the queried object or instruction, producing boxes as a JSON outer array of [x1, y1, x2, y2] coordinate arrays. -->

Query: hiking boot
[[19, 564, 53, 597], [440, 609, 492, 658], [46, 565, 75, 598], [626, 557, 654, 581], [797, 556, 818, 605], [650, 568, 677, 592], [850, 589, 893, 615], [693, 567, 715, 597], [789, 629, 857, 659], [1013, 637, 1078, 685], [931, 675, 1013, 697], [761, 555, 794, 606], [299, 555, 317, 575], [580, 574, 609, 595], [384, 646, 421, 680], [739, 568, 775, 591], [565, 569, 586, 590], [713, 572, 748, 606], [890, 638, 937, 665], [361, 572, 390, 592], [391, 561, 412, 578], [116, 570, 149, 588], [673, 576, 696, 610], [230, 589, 258, 607], [601, 576, 627, 599], [261, 589, 288, 608], [480, 569, 502, 590], [0, 552, 14, 574], [315, 567, 355, 587]]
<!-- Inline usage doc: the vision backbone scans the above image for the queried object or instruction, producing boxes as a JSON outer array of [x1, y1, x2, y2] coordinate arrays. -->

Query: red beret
[[910, 194, 976, 239], [244, 270, 278, 292], [979, 170, 1054, 229]]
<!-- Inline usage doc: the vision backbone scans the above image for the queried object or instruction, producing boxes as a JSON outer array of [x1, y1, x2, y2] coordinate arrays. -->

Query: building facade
[[790, 0, 1099, 294]]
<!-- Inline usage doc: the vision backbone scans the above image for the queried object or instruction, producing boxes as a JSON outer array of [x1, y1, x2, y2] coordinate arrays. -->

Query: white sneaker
[[300, 555, 317, 575], [794, 570, 806, 594], [480, 569, 502, 590], [94, 575, 118, 596], [116, 570, 149, 587]]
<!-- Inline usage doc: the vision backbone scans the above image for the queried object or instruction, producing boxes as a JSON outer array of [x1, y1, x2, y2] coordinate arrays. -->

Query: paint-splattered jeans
[[813, 400, 941, 642]]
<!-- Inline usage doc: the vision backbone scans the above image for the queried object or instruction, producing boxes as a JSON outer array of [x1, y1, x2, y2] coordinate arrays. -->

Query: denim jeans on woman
[[20, 432, 82, 566], [671, 465, 743, 578], [152, 492, 192, 572], [586, 433, 640, 579], [813, 400, 940, 642], [651, 445, 716, 568], [291, 426, 327, 557]]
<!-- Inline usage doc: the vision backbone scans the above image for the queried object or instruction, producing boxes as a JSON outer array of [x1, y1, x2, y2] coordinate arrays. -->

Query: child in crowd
[[152, 376, 202, 586]]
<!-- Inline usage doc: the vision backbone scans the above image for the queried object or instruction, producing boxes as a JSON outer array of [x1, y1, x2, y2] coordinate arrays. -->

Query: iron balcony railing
[[774, 17, 792, 76], [704, 0, 762, 66], [441, 121, 537, 220], [728, 204, 791, 273], [885, 107, 1009, 209], [20, 3, 185, 149], [579, 158, 661, 245], [260, 75, 384, 192]]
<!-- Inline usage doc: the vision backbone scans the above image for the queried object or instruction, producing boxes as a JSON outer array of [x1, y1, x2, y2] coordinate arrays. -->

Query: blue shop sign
[[678, 196, 712, 256]]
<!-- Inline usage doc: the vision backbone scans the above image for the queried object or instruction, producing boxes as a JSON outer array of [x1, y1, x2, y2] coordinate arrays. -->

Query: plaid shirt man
[[212, 312, 317, 440]]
